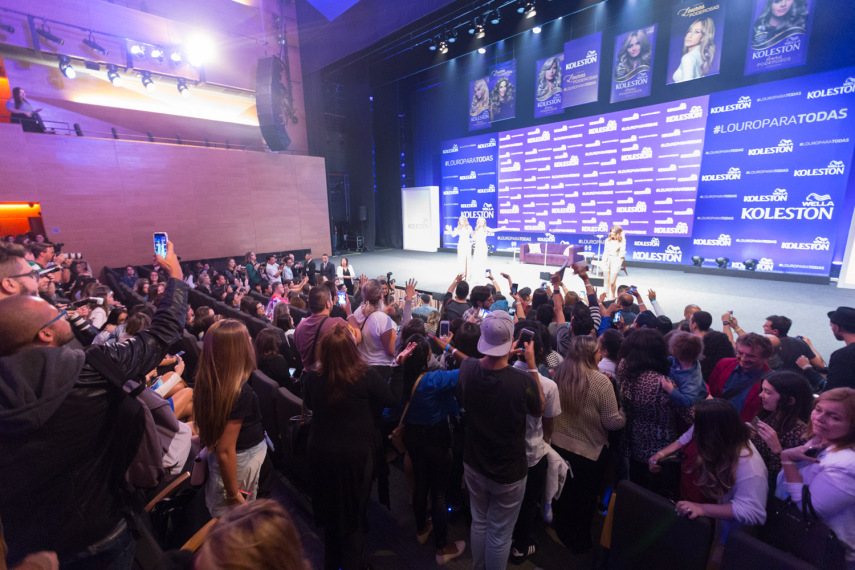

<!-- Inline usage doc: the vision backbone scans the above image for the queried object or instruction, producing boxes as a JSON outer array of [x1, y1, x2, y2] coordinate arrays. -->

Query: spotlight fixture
[[691, 256, 704, 267], [185, 35, 214, 67], [524, 1, 537, 19], [141, 71, 155, 91], [447, 29, 457, 43], [428, 36, 437, 51], [83, 33, 108, 55], [474, 23, 485, 39], [743, 259, 758, 271], [438, 40, 449, 54], [169, 50, 182, 63], [715, 257, 730, 269], [490, 10, 501, 25], [107, 64, 121, 86], [532, 25, 542, 34], [58, 56, 76, 79], [0, 23, 14, 34], [37, 24, 64, 45], [516, 0, 526, 13], [150, 46, 164, 60], [478, 47, 486, 54], [177, 78, 190, 97], [468, 19, 477, 34], [130, 44, 146, 56]]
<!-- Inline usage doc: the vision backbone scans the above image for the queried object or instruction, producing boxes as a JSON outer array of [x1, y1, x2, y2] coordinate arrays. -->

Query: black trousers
[[404, 421, 452, 550], [512, 454, 548, 550], [553, 446, 609, 554]]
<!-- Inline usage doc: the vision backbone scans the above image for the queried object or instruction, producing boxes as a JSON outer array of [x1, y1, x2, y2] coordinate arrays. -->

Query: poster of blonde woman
[[667, 3, 724, 84], [469, 77, 490, 131]]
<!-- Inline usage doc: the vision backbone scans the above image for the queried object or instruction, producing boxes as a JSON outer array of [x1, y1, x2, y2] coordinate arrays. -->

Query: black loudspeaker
[[256, 56, 291, 151], [358, 206, 368, 222]]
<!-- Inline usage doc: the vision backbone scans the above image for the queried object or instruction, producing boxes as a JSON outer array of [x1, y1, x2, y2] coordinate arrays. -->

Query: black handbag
[[288, 318, 328, 456], [759, 486, 846, 569]]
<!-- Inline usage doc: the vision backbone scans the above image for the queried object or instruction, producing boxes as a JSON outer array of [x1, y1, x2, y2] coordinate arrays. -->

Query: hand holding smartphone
[[439, 320, 450, 337], [337, 291, 348, 306], [153, 232, 168, 259]]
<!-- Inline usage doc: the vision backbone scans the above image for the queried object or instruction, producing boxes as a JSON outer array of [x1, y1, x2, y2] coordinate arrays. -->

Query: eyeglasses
[[39, 309, 67, 331], [8, 270, 40, 280]]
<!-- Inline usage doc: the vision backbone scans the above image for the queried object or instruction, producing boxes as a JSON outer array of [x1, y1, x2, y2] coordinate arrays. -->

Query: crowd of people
[[2, 232, 855, 570]]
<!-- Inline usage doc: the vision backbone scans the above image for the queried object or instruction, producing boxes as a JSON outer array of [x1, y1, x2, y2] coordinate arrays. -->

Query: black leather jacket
[[0, 277, 188, 565]]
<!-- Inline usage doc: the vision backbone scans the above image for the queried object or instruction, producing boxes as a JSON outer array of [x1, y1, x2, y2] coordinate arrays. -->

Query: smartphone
[[730, 310, 734, 316], [509, 307, 516, 317], [73, 296, 104, 307], [439, 320, 450, 337], [628, 285, 637, 295], [541, 282, 549, 290], [520, 328, 535, 345], [510, 283, 518, 295], [805, 446, 825, 459], [478, 308, 492, 318], [557, 258, 570, 281], [485, 269, 492, 278], [337, 291, 348, 306], [154, 232, 168, 258], [175, 350, 185, 357], [613, 313, 622, 324]]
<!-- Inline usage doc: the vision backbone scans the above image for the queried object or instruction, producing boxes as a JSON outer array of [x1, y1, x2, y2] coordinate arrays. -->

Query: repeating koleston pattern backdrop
[[441, 67, 855, 277]]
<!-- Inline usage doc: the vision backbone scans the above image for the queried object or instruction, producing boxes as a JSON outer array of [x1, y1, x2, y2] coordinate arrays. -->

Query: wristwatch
[[722, 320, 731, 326]]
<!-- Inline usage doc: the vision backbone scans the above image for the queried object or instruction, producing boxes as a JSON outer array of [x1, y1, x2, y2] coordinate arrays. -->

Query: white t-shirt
[[265, 263, 281, 284], [513, 361, 561, 467], [352, 306, 395, 366]]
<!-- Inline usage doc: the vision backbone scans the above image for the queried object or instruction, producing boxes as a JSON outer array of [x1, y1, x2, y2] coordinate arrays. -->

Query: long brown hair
[[195, 319, 257, 449], [694, 399, 751, 499], [554, 335, 599, 414], [316, 322, 367, 404]]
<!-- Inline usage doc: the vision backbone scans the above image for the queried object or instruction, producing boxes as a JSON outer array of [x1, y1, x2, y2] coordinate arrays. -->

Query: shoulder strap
[[397, 373, 426, 429], [309, 316, 330, 365]]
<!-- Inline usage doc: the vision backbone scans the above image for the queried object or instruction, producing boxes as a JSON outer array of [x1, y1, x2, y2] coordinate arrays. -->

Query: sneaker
[[436, 541, 466, 565], [416, 520, 433, 545], [509, 544, 536, 564]]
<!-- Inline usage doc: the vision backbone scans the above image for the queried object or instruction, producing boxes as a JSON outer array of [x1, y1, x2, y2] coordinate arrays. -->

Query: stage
[[330, 248, 855, 363]]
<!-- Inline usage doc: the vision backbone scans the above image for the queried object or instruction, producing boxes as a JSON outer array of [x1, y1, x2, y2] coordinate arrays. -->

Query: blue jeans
[[464, 463, 527, 570], [59, 519, 135, 570]]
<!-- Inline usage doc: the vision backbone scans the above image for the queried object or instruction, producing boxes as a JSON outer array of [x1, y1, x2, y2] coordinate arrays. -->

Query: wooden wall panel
[[0, 126, 330, 270]]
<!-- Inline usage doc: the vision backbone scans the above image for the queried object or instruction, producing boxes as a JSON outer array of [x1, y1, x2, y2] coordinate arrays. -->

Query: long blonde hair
[[684, 17, 716, 77], [358, 279, 384, 319], [554, 336, 599, 414], [195, 319, 256, 449]]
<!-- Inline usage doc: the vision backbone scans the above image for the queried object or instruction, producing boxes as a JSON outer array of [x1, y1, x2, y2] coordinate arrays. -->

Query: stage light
[[170, 50, 182, 63], [83, 34, 108, 55], [177, 78, 190, 97], [516, 1, 526, 13], [130, 44, 146, 56], [743, 259, 758, 271], [58, 56, 76, 79], [490, 10, 501, 25], [475, 24, 485, 39], [438, 40, 448, 54], [524, 1, 537, 18], [716, 257, 730, 269], [37, 25, 64, 45], [141, 71, 155, 91], [447, 29, 457, 43], [150, 46, 164, 59], [532, 26, 542, 34], [691, 256, 704, 267], [185, 34, 215, 67], [428, 37, 437, 51], [468, 19, 477, 34], [107, 64, 121, 86], [478, 47, 486, 54], [0, 23, 14, 34]]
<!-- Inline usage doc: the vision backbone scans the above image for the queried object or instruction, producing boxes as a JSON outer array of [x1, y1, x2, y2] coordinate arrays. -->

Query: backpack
[[84, 347, 165, 491]]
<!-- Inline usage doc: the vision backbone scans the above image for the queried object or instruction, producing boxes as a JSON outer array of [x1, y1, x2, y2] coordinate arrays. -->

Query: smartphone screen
[[337, 291, 347, 306], [541, 282, 548, 290], [439, 320, 450, 336], [153, 232, 168, 258], [510, 283, 518, 295], [628, 285, 637, 294], [613, 314, 622, 324], [509, 307, 516, 317], [485, 269, 491, 278], [478, 308, 492, 318]]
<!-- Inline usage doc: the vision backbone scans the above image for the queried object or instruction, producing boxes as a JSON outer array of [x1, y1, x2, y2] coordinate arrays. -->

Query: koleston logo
[[758, 258, 775, 271], [794, 161, 845, 177], [744, 188, 788, 203], [442, 144, 459, 154], [632, 245, 683, 262], [634, 237, 660, 247], [477, 138, 497, 149], [807, 78, 855, 99], [782, 237, 831, 251], [693, 234, 732, 247], [702, 167, 741, 182], [748, 139, 794, 156], [709, 96, 751, 114]]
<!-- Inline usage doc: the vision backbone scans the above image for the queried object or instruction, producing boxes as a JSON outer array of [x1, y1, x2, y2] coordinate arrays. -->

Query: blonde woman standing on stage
[[603, 226, 625, 300], [446, 215, 473, 280], [471, 217, 496, 284]]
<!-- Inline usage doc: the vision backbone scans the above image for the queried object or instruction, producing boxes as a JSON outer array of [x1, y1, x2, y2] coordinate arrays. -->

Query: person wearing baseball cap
[[826, 307, 855, 391], [457, 310, 544, 569]]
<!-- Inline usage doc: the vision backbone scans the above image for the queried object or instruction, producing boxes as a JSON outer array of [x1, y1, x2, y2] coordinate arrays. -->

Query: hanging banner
[[468, 77, 491, 131], [562, 32, 602, 109], [611, 25, 658, 103], [488, 60, 516, 122], [667, 1, 725, 84], [534, 54, 564, 119], [745, 0, 815, 75]]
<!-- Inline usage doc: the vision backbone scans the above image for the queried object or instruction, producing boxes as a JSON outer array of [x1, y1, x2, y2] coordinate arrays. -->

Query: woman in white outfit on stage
[[446, 215, 473, 280], [471, 217, 496, 284], [603, 225, 626, 300]]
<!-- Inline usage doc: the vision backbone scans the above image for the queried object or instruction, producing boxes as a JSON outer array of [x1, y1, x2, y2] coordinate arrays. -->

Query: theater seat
[[606, 480, 714, 570], [721, 529, 815, 570], [249, 370, 281, 462], [275, 386, 310, 489]]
